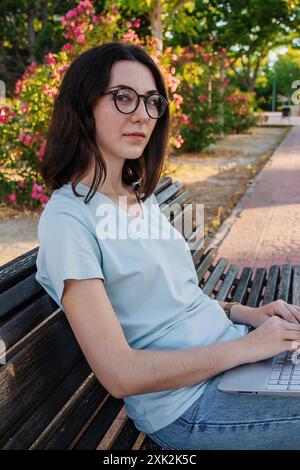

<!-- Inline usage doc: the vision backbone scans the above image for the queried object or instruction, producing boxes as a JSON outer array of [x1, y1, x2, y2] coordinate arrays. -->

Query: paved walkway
[[215, 126, 300, 271], [261, 112, 300, 126]]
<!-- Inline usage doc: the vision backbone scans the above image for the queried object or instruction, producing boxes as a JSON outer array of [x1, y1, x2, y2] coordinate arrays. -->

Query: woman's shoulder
[[38, 183, 93, 230]]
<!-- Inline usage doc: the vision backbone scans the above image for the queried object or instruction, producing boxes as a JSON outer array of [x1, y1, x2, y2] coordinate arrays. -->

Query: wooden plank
[[0, 247, 38, 294], [247, 268, 267, 307], [277, 264, 292, 302], [34, 379, 109, 450], [72, 396, 126, 450], [262, 265, 280, 305], [196, 248, 217, 284], [110, 419, 140, 450], [202, 258, 228, 296], [0, 315, 83, 443], [215, 265, 239, 301], [1, 359, 91, 450], [292, 265, 300, 306], [0, 274, 43, 321], [154, 176, 172, 195], [155, 181, 183, 206], [231, 267, 252, 303], [0, 295, 58, 352]]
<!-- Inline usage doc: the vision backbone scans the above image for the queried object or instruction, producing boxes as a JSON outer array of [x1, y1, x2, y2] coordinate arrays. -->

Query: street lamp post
[[272, 70, 276, 112]]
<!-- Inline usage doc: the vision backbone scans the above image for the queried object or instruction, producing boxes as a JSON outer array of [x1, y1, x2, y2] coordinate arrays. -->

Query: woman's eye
[[148, 97, 158, 106], [117, 94, 130, 101]]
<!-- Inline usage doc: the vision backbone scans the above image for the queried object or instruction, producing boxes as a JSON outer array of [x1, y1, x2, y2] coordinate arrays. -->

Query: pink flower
[[126, 21, 132, 28], [8, 194, 17, 202], [18, 132, 25, 142], [40, 195, 50, 204], [198, 94, 207, 102], [31, 191, 40, 200], [33, 183, 43, 192], [77, 34, 85, 43], [45, 53, 56, 66], [0, 115, 8, 124], [21, 103, 29, 114], [24, 135, 32, 146], [208, 117, 217, 123], [37, 141, 46, 160], [66, 10, 77, 19], [173, 93, 184, 107], [18, 180, 26, 188], [63, 43, 74, 52], [133, 18, 141, 28], [43, 84, 56, 97], [15, 80, 23, 94]]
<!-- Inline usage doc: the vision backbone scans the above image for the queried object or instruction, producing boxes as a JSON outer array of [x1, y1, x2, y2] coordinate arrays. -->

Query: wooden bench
[[0, 176, 300, 450]]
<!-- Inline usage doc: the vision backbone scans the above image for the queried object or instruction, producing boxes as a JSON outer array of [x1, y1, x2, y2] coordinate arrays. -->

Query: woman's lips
[[123, 134, 146, 140]]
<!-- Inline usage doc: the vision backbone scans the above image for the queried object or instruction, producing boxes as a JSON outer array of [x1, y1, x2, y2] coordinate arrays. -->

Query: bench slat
[[0, 295, 57, 352], [34, 379, 109, 450], [155, 181, 182, 206], [196, 248, 218, 284], [110, 418, 140, 450], [0, 316, 83, 443], [231, 267, 252, 303], [262, 265, 280, 305], [215, 265, 239, 301], [2, 358, 91, 450], [202, 258, 228, 297], [247, 268, 266, 307], [72, 396, 125, 450], [0, 247, 38, 294], [278, 264, 292, 302], [292, 265, 300, 305]]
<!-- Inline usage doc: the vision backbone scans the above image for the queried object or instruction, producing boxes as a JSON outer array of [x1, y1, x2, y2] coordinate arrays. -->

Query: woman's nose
[[131, 98, 149, 120]]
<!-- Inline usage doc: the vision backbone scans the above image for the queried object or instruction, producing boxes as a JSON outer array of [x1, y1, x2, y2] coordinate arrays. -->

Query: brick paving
[[215, 126, 300, 270]]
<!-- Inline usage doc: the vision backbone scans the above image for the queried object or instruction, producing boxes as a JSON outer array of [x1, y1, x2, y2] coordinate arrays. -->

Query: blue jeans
[[147, 373, 300, 450]]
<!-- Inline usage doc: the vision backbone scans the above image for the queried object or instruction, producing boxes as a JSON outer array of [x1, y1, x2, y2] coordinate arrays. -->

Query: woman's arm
[[62, 278, 300, 400], [218, 301, 254, 325], [218, 300, 300, 328]]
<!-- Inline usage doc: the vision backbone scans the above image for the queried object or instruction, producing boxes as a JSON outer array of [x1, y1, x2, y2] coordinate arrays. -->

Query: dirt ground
[[0, 126, 289, 267], [169, 126, 289, 237]]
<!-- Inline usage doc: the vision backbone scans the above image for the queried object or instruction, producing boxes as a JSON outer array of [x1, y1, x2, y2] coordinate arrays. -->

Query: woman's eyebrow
[[107, 84, 158, 94]]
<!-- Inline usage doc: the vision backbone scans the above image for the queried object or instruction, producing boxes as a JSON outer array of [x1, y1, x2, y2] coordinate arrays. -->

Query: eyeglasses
[[101, 86, 169, 119]]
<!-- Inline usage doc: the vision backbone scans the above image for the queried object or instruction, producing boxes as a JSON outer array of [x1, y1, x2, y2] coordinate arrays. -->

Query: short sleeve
[[35, 211, 105, 311]]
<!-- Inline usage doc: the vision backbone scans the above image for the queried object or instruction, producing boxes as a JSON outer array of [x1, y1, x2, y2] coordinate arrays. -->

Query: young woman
[[35, 41, 300, 450]]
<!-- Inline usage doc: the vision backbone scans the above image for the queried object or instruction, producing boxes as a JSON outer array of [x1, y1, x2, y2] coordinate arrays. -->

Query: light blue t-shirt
[[35, 181, 247, 434]]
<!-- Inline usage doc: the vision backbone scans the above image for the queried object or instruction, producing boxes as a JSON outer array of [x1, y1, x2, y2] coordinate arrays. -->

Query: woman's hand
[[244, 315, 300, 363], [248, 299, 300, 329]]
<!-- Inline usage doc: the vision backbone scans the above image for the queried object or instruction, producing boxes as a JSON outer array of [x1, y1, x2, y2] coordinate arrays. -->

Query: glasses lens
[[115, 88, 137, 114], [115, 88, 168, 119], [146, 94, 167, 119]]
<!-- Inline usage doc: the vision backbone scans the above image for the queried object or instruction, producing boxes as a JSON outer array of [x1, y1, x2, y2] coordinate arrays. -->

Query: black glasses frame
[[100, 86, 169, 119]]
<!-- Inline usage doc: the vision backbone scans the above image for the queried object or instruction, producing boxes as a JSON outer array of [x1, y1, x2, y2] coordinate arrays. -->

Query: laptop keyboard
[[266, 351, 300, 391]]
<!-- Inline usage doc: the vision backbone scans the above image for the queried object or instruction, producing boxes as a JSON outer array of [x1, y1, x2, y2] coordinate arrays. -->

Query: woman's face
[[93, 60, 158, 164]]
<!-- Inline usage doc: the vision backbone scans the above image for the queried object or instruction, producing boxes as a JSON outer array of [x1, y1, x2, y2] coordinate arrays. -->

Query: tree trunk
[[149, 0, 163, 54], [28, 3, 36, 62]]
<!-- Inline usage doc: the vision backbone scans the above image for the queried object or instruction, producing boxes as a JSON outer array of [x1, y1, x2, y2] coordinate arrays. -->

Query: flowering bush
[[0, 0, 255, 207], [174, 44, 256, 151], [0, 0, 187, 206]]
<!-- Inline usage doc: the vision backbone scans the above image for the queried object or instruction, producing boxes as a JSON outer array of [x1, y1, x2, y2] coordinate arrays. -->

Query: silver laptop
[[218, 347, 300, 396]]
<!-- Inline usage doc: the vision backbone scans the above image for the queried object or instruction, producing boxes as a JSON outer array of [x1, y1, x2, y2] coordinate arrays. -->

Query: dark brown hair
[[39, 41, 170, 203]]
